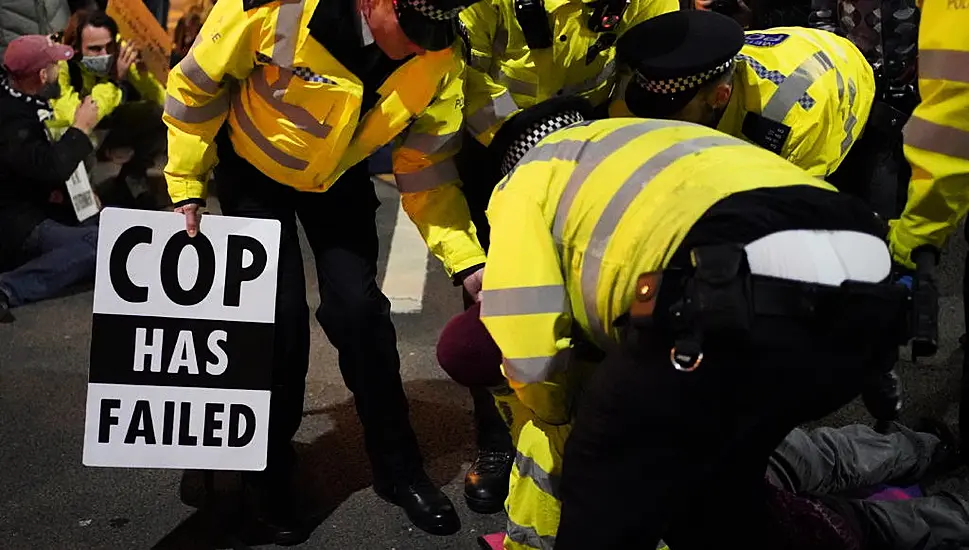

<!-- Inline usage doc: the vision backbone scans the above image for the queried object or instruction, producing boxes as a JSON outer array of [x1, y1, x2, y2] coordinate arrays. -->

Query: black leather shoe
[[375, 472, 461, 536], [244, 477, 314, 546], [0, 291, 14, 323], [464, 449, 513, 514]]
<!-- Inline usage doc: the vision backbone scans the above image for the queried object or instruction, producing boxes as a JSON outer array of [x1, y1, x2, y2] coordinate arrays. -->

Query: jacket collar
[[1, 76, 51, 112]]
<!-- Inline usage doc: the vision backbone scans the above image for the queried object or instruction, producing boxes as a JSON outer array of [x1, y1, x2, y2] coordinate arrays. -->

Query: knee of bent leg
[[316, 283, 390, 331]]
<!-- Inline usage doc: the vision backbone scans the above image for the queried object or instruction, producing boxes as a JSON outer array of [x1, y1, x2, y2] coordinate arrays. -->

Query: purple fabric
[[865, 484, 923, 501]]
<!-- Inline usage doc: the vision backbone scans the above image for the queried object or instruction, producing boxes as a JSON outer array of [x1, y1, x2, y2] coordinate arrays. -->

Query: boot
[[242, 444, 314, 546], [465, 386, 514, 514]]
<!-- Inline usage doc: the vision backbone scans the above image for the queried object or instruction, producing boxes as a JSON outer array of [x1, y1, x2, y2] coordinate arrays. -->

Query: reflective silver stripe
[[499, 72, 538, 96], [514, 451, 560, 499], [230, 92, 309, 170], [506, 519, 556, 550], [551, 120, 682, 243], [480, 285, 567, 317], [468, 90, 519, 136], [761, 51, 833, 122], [178, 50, 221, 94], [402, 130, 461, 155], [503, 356, 556, 384], [919, 49, 969, 84], [560, 59, 617, 97], [904, 115, 969, 161], [251, 67, 331, 139], [580, 135, 743, 347], [840, 79, 858, 156], [489, 26, 508, 80], [395, 159, 459, 193], [470, 53, 492, 71], [494, 122, 599, 191], [164, 93, 229, 123], [835, 69, 844, 102], [273, 0, 304, 68]]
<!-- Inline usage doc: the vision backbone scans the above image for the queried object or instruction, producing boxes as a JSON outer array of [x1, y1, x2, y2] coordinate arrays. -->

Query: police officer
[[478, 95, 909, 549], [613, 10, 876, 190], [453, 0, 677, 516], [887, 0, 969, 454], [164, 0, 486, 542]]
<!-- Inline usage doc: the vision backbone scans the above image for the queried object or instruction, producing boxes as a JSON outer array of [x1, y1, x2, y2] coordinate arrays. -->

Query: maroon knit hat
[[436, 302, 505, 388]]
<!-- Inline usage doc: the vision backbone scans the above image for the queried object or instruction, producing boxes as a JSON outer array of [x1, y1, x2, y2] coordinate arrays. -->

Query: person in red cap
[[0, 34, 100, 322]]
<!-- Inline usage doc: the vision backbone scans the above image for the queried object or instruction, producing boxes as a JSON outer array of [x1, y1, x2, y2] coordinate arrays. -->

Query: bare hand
[[72, 96, 99, 134], [174, 203, 202, 237], [116, 43, 139, 81], [462, 266, 485, 303]]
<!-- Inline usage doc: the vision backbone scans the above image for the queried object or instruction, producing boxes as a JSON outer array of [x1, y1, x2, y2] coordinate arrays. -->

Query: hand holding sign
[[84, 208, 281, 471], [175, 203, 202, 238]]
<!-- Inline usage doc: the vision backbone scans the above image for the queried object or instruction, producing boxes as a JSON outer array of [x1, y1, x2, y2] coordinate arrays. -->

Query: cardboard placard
[[107, 0, 172, 86]]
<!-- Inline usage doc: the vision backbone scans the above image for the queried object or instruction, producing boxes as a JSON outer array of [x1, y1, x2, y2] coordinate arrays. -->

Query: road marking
[[379, 179, 429, 314]]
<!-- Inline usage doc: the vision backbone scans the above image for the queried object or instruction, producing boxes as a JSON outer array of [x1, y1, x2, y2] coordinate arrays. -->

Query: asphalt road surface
[[2, 178, 969, 549]]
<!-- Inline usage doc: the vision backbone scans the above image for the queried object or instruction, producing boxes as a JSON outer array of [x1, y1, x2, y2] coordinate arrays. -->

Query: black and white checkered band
[[404, 0, 465, 21], [500, 110, 585, 176], [634, 58, 734, 95]]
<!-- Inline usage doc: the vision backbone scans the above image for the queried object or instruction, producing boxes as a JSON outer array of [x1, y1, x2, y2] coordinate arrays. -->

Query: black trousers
[[215, 140, 422, 482], [454, 133, 512, 450], [555, 312, 896, 549]]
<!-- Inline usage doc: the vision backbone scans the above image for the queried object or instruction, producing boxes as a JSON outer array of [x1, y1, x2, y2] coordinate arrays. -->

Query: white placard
[[83, 208, 281, 471]]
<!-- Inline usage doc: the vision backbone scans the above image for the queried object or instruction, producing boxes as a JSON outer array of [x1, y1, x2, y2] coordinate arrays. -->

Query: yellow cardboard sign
[[106, 0, 171, 85]]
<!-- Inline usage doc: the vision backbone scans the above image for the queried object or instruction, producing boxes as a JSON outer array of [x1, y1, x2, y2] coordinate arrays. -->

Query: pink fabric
[[478, 532, 505, 550]]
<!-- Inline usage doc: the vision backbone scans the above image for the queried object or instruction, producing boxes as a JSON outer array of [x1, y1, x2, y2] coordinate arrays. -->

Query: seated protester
[[170, 8, 203, 68], [612, 11, 880, 198], [0, 35, 100, 322], [50, 9, 166, 206], [768, 422, 969, 550]]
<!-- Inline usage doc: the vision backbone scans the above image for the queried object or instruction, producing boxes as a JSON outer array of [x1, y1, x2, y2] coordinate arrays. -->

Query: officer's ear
[[710, 81, 733, 109]]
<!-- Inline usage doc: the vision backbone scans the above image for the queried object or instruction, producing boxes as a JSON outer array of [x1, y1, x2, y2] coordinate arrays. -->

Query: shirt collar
[[358, 11, 375, 46]]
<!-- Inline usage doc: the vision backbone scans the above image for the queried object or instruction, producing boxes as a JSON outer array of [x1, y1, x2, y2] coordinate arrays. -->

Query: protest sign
[[106, 0, 172, 85], [83, 208, 281, 471]]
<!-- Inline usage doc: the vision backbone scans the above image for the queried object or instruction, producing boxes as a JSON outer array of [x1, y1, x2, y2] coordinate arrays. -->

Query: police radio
[[515, 0, 553, 49], [588, 0, 630, 33]]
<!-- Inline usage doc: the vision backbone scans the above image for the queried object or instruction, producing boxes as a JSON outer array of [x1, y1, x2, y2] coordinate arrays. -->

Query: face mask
[[80, 54, 113, 76], [38, 81, 60, 100]]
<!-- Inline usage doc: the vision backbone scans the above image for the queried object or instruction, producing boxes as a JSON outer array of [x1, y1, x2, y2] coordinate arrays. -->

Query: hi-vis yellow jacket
[[888, 0, 969, 268], [479, 118, 833, 423], [48, 58, 165, 130], [163, 0, 486, 276], [612, 27, 875, 177], [460, 0, 677, 146]]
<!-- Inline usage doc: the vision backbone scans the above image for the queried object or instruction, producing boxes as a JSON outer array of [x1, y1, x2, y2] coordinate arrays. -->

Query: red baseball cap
[[3, 35, 74, 77]]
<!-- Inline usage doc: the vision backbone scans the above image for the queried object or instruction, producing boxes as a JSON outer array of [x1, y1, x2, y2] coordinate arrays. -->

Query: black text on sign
[[83, 208, 281, 471]]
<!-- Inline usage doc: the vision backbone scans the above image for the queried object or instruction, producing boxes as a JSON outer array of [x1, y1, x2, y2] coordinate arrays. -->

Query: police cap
[[395, 0, 480, 52], [490, 95, 594, 177], [617, 10, 745, 118]]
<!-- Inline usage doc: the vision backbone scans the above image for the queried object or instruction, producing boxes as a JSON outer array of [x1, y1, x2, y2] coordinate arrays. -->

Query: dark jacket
[[0, 78, 92, 266]]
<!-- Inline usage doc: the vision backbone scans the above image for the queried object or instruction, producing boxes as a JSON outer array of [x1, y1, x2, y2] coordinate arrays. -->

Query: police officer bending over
[[614, 10, 880, 198], [478, 95, 910, 549], [164, 0, 487, 542], [454, 0, 677, 518]]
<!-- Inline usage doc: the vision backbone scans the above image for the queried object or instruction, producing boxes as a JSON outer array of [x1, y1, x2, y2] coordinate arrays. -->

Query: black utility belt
[[628, 243, 909, 372]]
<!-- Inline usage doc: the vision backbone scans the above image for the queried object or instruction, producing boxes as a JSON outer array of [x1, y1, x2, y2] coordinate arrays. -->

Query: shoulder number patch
[[744, 33, 790, 47]]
